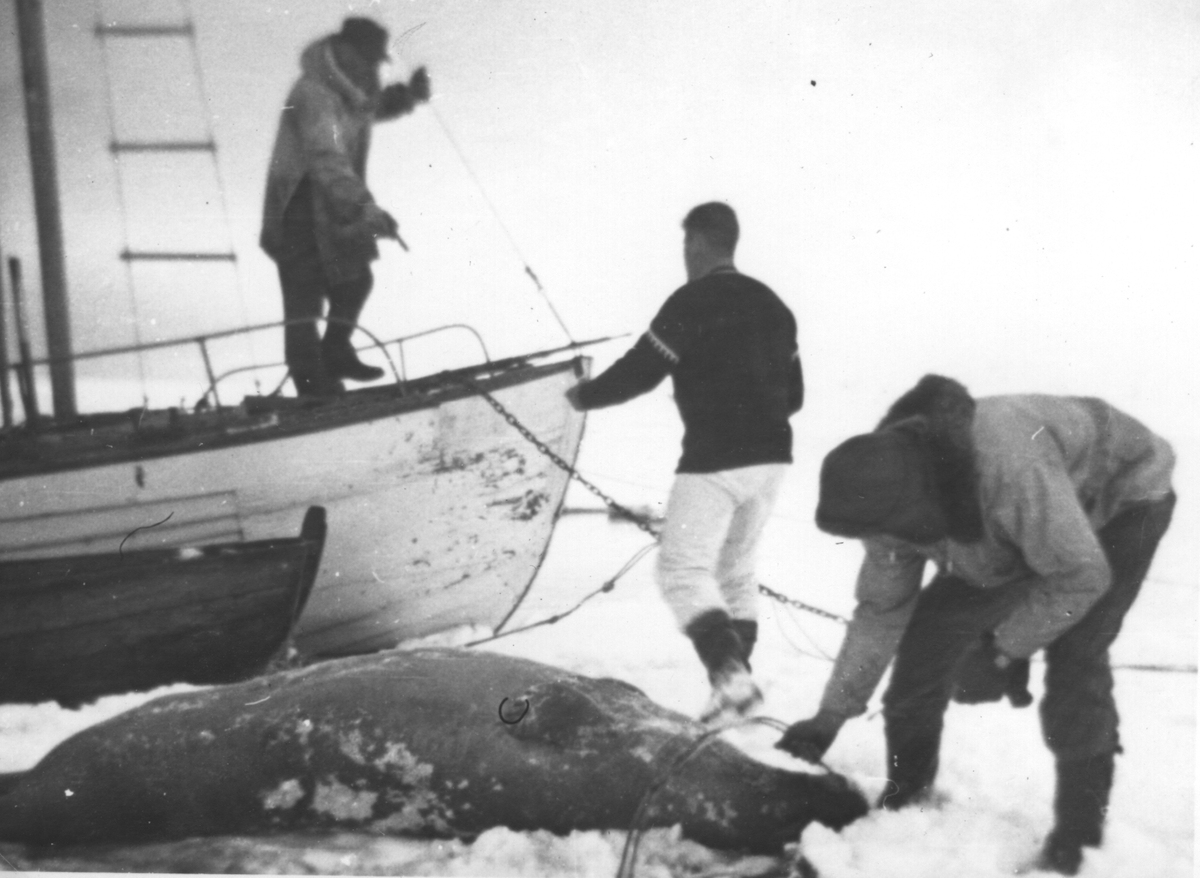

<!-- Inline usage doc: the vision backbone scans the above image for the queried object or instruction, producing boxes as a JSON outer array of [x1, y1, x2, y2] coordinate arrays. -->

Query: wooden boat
[[0, 505, 327, 708], [0, 3, 591, 657], [0, 345, 589, 657]]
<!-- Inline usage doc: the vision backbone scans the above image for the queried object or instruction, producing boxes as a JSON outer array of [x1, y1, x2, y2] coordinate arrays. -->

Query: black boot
[[1037, 752, 1115, 875], [730, 618, 758, 669], [322, 340, 384, 382], [283, 316, 342, 397], [686, 610, 747, 681], [685, 610, 762, 723], [879, 718, 942, 809], [321, 325, 383, 382]]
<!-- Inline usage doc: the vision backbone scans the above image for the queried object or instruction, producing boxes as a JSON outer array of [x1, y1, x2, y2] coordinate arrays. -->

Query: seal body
[[0, 648, 866, 853]]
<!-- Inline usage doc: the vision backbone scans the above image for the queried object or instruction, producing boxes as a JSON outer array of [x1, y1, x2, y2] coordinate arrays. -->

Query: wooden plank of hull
[[0, 529, 323, 707], [0, 492, 242, 557], [286, 362, 587, 655], [0, 359, 587, 656]]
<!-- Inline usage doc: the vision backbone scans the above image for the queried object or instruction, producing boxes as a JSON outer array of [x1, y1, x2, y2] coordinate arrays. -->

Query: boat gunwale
[[0, 532, 321, 593], [0, 356, 586, 480]]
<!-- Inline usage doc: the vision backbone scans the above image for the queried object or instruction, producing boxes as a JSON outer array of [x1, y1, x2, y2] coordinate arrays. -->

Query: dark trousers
[[274, 179, 373, 394], [881, 493, 1176, 801]]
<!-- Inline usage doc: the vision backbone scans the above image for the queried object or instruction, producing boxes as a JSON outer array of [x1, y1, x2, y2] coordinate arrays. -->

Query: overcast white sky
[[0, 0, 1196, 444]]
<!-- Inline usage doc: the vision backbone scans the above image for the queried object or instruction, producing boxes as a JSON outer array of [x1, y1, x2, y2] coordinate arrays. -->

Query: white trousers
[[656, 463, 788, 631]]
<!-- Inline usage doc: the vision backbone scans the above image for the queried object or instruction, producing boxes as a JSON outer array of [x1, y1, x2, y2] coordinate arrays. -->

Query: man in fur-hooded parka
[[776, 375, 1175, 876], [260, 17, 430, 395]]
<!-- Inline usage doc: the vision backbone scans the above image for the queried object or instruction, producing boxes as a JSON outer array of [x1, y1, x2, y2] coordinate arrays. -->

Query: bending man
[[776, 374, 1175, 875]]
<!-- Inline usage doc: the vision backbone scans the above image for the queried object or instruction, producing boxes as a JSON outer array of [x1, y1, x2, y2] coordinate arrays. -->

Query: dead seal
[[0, 648, 866, 853]]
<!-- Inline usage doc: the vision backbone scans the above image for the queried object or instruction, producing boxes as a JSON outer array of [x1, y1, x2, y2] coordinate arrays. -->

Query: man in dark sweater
[[566, 202, 803, 724]]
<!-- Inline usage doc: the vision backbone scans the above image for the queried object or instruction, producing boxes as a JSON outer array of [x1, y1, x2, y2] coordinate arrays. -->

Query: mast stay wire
[[390, 24, 576, 345]]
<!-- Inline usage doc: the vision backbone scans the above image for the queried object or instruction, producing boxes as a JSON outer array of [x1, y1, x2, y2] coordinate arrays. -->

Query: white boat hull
[[0, 358, 588, 656]]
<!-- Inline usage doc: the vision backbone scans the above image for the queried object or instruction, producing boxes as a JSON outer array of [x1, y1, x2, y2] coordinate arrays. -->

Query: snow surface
[[0, 396, 1194, 877]]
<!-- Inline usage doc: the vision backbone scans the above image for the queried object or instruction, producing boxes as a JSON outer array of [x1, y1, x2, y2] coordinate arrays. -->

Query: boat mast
[[14, 0, 76, 419]]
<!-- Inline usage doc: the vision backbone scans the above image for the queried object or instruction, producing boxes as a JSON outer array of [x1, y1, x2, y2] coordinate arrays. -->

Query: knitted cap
[[815, 430, 947, 544], [338, 17, 391, 62]]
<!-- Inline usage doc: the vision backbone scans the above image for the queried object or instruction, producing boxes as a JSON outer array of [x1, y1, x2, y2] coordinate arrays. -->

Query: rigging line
[[390, 28, 575, 343], [464, 541, 656, 648], [92, 0, 149, 395], [179, 0, 261, 391], [774, 606, 835, 662], [424, 102, 575, 343]]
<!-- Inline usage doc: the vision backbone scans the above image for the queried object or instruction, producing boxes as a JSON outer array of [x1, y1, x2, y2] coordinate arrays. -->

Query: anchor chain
[[458, 375, 660, 540], [458, 374, 847, 624], [756, 584, 849, 625]]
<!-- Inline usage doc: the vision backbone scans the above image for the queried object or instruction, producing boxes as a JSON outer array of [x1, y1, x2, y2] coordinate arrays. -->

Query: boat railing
[[386, 324, 492, 383], [5, 315, 611, 434], [6, 317, 494, 423], [203, 321, 493, 405], [201, 317, 407, 406]]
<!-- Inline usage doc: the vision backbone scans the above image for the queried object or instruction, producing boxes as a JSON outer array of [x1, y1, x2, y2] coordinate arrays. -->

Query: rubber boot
[[322, 273, 383, 383], [282, 314, 341, 397], [685, 610, 762, 724], [731, 618, 758, 669], [879, 719, 942, 810], [322, 323, 383, 382], [1037, 752, 1115, 875]]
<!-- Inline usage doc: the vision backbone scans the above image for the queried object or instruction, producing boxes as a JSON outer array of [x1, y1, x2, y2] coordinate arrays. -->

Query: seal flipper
[[502, 680, 617, 748]]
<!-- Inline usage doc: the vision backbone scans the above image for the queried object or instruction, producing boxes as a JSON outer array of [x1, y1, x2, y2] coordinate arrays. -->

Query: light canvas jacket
[[820, 379, 1175, 719], [260, 38, 409, 283]]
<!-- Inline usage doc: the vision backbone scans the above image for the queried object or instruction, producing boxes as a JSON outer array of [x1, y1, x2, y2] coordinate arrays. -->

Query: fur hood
[[298, 37, 378, 112], [876, 375, 984, 543]]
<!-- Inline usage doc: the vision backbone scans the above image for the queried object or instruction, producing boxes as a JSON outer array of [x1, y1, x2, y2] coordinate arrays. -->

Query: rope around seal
[[616, 715, 827, 878]]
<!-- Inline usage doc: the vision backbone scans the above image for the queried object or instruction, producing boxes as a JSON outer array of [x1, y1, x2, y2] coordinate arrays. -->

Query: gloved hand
[[564, 382, 588, 412], [952, 632, 1033, 707], [409, 66, 431, 103], [379, 81, 415, 118], [775, 709, 846, 764], [363, 203, 399, 240]]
